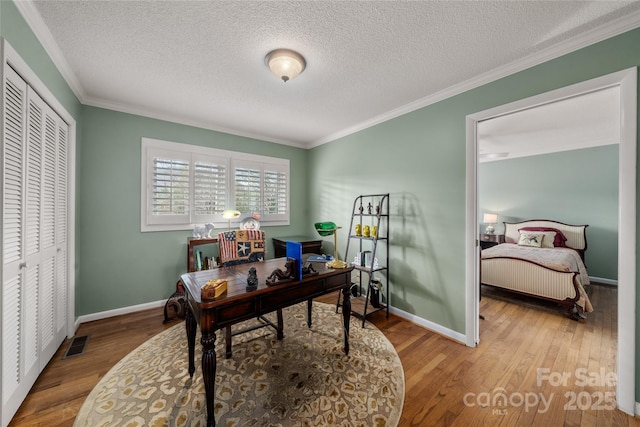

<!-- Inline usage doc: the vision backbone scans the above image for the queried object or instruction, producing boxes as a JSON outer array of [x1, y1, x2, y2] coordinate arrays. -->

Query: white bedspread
[[482, 244, 592, 312]]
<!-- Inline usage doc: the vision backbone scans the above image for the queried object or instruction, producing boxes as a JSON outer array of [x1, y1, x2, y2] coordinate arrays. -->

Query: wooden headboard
[[503, 219, 588, 255]]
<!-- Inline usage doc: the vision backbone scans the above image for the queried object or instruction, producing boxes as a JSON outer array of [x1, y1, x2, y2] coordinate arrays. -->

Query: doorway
[[465, 67, 637, 414]]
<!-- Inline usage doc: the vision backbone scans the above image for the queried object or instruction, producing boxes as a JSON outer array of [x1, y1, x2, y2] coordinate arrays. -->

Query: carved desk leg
[[341, 285, 351, 355], [201, 331, 217, 427], [186, 307, 196, 377]]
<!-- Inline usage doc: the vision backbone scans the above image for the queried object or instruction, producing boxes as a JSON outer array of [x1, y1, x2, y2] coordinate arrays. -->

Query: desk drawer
[[325, 273, 350, 291], [215, 300, 257, 325], [261, 281, 325, 307]]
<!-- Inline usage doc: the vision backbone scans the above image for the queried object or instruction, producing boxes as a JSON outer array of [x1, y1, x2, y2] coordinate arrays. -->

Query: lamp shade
[[266, 49, 306, 82], [222, 209, 241, 219], [483, 213, 498, 224], [315, 221, 337, 237]]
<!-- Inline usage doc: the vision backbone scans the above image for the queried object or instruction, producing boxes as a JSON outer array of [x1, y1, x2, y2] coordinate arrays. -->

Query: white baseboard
[[635, 401, 639, 417], [589, 276, 617, 286], [388, 306, 467, 345], [74, 299, 168, 333]]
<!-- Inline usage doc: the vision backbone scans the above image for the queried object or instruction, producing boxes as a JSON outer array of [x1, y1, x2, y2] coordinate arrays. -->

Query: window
[[141, 138, 289, 232]]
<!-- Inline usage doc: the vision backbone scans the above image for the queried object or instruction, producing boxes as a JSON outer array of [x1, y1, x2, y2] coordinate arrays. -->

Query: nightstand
[[479, 233, 505, 249]]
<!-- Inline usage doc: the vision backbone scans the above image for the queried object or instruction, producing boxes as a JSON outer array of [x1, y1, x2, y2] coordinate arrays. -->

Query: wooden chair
[[218, 230, 283, 358]]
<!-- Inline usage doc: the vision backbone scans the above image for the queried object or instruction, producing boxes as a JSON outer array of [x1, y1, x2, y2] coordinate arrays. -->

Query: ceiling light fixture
[[265, 49, 306, 82]]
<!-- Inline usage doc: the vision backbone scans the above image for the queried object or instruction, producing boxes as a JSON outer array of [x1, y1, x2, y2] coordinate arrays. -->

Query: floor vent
[[63, 335, 89, 359]]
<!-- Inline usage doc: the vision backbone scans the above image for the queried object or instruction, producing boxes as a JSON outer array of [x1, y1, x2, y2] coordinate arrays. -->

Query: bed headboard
[[503, 219, 588, 253]]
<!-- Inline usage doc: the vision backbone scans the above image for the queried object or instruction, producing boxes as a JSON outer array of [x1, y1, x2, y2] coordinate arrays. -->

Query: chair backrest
[[218, 230, 266, 266]]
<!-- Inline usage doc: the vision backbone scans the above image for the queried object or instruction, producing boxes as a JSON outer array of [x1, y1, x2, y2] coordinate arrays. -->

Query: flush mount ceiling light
[[265, 49, 306, 82]]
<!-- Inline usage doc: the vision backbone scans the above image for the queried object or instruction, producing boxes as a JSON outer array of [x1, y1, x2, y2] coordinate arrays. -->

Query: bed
[[480, 219, 593, 319]]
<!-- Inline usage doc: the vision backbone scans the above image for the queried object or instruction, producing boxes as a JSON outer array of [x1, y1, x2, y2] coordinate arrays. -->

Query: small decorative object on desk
[[367, 202, 373, 214], [363, 225, 370, 237], [201, 279, 227, 300], [240, 216, 260, 230], [301, 262, 319, 278], [192, 223, 215, 239], [246, 266, 258, 291], [266, 258, 297, 285], [355, 223, 362, 236]]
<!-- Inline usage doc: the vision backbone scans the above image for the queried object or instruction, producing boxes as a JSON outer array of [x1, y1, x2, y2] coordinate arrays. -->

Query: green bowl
[[315, 221, 337, 236]]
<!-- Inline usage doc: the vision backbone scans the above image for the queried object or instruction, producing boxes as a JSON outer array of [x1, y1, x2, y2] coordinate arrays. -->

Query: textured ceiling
[[25, 1, 640, 148]]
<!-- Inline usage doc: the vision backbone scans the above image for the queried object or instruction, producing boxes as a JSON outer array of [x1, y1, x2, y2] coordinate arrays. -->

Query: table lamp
[[483, 213, 498, 234], [314, 221, 347, 269], [222, 209, 241, 231]]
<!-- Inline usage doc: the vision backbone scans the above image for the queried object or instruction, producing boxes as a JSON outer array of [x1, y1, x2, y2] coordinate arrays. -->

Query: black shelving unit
[[337, 193, 390, 327]]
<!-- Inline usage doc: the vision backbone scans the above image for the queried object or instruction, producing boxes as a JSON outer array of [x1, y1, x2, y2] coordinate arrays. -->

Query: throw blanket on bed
[[482, 244, 593, 312]]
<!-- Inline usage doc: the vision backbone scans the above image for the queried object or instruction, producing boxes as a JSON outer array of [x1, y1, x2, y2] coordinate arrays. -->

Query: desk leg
[[306, 298, 313, 328], [186, 307, 196, 378], [201, 332, 217, 427], [341, 285, 351, 355], [276, 309, 284, 340]]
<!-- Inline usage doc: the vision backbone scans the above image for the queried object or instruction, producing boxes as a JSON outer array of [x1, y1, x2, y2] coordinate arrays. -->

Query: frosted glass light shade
[[266, 49, 306, 82]]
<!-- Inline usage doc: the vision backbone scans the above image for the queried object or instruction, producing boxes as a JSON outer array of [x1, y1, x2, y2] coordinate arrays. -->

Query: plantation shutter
[[193, 155, 227, 221], [263, 165, 289, 221], [147, 148, 190, 225], [233, 161, 261, 216]]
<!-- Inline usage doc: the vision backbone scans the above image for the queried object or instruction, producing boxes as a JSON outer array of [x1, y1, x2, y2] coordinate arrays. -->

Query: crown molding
[[14, 0, 87, 102], [83, 96, 307, 149], [309, 9, 640, 148], [16, 0, 640, 149]]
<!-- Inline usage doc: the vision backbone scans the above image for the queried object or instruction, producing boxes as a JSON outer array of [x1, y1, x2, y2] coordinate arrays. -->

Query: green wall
[[3, 0, 640, 403], [78, 106, 309, 315], [308, 27, 640, 400], [479, 145, 619, 280]]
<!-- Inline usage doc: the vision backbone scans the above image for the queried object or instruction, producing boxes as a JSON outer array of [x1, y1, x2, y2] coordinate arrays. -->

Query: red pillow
[[518, 226, 568, 247]]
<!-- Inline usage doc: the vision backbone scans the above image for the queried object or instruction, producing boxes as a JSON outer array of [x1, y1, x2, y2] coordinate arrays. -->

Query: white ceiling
[[478, 85, 621, 162], [21, 1, 640, 149]]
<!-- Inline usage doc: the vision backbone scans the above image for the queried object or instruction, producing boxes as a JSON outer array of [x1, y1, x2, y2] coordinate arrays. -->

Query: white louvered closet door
[[2, 65, 68, 426]]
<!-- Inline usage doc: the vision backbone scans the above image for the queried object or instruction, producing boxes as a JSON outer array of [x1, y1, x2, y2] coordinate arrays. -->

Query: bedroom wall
[[478, 144, 619, 281], [308, 27, 640, 399], [77, 106, 309, 316]]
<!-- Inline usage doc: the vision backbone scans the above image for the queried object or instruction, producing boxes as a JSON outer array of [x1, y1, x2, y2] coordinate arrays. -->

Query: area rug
[[74, 302, 404, 427]]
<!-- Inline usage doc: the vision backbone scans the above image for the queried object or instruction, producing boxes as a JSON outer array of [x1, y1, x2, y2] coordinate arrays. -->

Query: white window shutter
[[263, 166, 288, 220], [233, 161, 261, 216], [147, 148, 190, 225], [193, 155, 227, 221]]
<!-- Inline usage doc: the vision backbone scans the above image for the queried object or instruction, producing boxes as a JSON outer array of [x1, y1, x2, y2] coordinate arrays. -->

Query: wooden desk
[[181, 258, 354, 427], [272, 235, 323, 258]]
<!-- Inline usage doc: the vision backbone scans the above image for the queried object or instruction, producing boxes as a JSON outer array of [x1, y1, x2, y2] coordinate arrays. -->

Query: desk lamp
[[315, 221, 347, 269], [222, 209, 241, 231]]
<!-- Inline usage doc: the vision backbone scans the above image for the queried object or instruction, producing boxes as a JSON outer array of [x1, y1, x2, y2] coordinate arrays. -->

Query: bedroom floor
[[9, 284, 633, 427]]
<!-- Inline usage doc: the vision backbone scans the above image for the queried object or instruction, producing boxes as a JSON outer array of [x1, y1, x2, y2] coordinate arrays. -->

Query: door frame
[[465, 67, 637, 415]]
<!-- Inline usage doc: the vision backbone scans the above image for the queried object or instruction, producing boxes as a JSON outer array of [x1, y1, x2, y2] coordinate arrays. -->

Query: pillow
[[519, 226, 568, 247], [518, 232, 544, 247]]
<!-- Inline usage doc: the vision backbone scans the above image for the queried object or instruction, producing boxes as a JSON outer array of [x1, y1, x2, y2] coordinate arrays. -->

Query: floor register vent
[[63, 335, 89, 359]]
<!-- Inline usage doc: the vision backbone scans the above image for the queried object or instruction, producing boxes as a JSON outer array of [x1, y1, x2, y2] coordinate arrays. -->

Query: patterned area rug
[[74, 302, 404, 427]]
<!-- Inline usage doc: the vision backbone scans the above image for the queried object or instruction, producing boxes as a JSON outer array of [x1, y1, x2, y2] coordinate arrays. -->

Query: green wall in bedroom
[[479, 145, 619, 281], [308, 27, 640, 399], [78, 106, 309, 315]]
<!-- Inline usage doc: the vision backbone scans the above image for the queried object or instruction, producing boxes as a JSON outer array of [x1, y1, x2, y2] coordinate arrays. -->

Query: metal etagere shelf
[[337, 193, 390, 327]]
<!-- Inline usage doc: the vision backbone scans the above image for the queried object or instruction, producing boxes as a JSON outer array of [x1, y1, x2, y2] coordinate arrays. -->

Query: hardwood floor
[[8, 284, 639, 426]]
